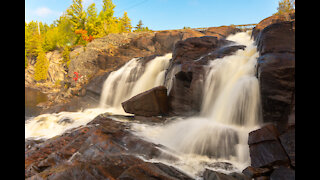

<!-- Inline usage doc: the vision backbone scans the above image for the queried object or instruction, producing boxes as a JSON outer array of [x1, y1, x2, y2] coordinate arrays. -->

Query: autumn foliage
[[75, 29, 94, 45]]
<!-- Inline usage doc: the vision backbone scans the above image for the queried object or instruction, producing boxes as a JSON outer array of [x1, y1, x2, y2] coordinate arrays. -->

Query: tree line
[[25, 0, 150, 81]]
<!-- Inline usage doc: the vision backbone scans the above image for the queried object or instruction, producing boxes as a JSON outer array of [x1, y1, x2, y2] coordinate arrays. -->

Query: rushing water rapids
[[25, 31, 261, 178]]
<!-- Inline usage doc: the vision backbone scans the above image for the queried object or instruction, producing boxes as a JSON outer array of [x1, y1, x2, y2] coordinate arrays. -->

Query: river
[[25, 87, 48, 119]]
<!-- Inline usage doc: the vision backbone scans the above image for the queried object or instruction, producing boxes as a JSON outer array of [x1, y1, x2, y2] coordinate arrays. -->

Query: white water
[[131, 31, 262, 177], [25, 54, 172, 139], [99, 53, 172, 114]]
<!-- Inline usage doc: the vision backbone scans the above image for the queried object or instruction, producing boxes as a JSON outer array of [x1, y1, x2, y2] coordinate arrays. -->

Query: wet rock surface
[[245, 124, 295, 180], [121, 86, 169, 117], [244, 13, 295, 180], [166, 33, 244, 116], [203, 169, 250, 180], [255, 16, 295, 130], [25, 116, 192, 179]]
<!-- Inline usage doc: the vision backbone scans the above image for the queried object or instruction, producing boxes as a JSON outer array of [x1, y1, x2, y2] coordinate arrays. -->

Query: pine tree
[[25, 49, 28, 69], [66, 0, 87, 31], [34, 43, 49, 82], [101, 0, 115, 20], [86, 3, 99, 37], [133, 20, 151, 32], [120, 11, 132, 32], [95, 0, 117, 37], [135, 20, 143, 31]]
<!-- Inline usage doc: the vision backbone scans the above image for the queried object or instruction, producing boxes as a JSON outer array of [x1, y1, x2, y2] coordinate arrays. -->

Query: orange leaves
[[75, 29, 94, 43]]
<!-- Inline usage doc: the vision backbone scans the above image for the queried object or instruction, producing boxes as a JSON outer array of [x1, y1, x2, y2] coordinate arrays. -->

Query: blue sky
[[25, 0, 279, 30]]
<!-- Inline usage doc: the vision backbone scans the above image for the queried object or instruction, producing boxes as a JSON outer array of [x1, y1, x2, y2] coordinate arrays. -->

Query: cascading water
[[131, 31, 262, 176], [25, 54, 172, 139], [99, 53, 172, 114]]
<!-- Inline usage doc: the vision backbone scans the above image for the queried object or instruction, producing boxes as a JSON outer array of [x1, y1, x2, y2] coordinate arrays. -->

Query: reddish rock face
[[121, 86, 169, 117], [256, 21, 295, 56], [172, 36, 230, 65], [25, 116, 190, 179], [204, 26, 242, 40], [252, 12, 295, 40]]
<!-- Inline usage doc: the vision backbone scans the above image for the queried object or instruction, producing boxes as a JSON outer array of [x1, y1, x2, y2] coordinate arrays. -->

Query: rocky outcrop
[[243, 13, 295, 180], [204, 26, 242, 40], [25, 115, 191, 179], [255, 17, 295, 130], [252, 12, 295, 41], [121, 86, 169, 117], [244, 124, 295, 180], [67, 25, 241, 87], [68, 30, 206, 80]]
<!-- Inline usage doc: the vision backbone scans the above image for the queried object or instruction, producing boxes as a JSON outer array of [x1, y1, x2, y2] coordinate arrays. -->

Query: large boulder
[[121, 86, 169, 117], [245, 123, 295, 180], [255, 20, 295, 129], [248, 124, 289, 168]]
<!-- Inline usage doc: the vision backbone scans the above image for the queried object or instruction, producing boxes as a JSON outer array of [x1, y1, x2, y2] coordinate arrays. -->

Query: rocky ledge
[[25, 115, 189, 179]]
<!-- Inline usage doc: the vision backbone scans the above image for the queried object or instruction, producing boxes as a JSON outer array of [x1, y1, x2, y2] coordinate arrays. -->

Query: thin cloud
[[34, 7, 60, 17]]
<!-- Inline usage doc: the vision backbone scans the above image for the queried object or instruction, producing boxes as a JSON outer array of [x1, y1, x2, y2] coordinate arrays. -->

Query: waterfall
[[25, 54, 172, 139], [99, 53, 172, 114], [131, 31, 262, 174], [25, 31, 262, 177]]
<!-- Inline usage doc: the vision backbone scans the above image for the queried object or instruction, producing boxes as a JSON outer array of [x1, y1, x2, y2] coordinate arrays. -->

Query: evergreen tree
[[66, 0, 87, 31], [100, 0, 115, 19], [135, 20, 143, 31], [120, 11, 132, 32], [86, 3, 99, 37], [34, 43, 49, 82], [134, 20, 151, 32], [95, 0, 117, 37], [25, 49, 28, 69]]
